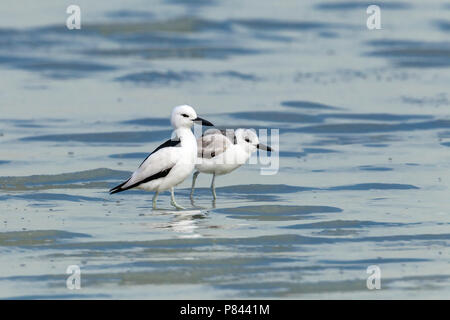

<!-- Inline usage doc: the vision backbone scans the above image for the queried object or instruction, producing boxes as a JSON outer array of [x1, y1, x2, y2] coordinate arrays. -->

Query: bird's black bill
[[194, 117, 214, 127], [257, 143, 272, 152]]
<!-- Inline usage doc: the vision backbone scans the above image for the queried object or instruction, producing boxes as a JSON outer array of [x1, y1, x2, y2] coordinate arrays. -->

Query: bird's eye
[[181, 113, 189, 118], [245, 138, 250, 143]]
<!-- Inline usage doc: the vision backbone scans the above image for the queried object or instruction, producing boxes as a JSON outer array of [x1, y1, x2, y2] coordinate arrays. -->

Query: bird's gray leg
[[170, 187, 185, 210], [152, 191, 159, 209], [211, 173, 217, 200], [190, 171, 200, 199]]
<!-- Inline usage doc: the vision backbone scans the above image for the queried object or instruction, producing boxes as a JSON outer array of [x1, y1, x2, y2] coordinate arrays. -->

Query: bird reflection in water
[[149, 209, 209, 238]]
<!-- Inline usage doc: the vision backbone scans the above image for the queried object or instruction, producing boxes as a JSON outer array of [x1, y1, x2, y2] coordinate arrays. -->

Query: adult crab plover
[[110, 105, 214, 209]]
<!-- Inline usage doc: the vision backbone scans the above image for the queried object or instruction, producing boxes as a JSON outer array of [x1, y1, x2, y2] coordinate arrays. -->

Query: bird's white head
[[235, 128, 272, 153], [171, 105, 214, 129]]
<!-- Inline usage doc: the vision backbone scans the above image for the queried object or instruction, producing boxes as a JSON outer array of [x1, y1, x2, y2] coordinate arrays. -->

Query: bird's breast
[[177, 132, 198, 164]]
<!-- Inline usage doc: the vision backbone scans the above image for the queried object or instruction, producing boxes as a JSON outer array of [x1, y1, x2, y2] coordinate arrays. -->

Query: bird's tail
[[109, 179, 130, 194]]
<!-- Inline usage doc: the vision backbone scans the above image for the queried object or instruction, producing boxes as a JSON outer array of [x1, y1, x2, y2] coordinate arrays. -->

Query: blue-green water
[[0, 0, 449, 299]]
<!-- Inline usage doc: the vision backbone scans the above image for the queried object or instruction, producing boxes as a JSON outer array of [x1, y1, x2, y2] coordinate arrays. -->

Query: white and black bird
[[110, 105, 214, 209], [190, 128, 272, 200]]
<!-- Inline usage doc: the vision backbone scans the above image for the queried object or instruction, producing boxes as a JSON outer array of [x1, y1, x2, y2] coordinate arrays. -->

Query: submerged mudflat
[[0, 0, 449, 299]]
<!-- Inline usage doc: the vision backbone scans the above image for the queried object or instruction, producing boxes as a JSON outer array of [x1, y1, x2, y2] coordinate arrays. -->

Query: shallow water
[[0, 0, 450, 299]]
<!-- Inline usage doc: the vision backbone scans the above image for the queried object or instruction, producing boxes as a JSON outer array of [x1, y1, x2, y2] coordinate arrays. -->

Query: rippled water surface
[[0, 0, 449, 299]]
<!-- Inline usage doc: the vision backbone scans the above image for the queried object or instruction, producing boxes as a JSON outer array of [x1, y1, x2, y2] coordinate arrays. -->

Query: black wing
[[109, 137, 181, 194], [138, 137, 181, 168], [109, 167, 172, 194]]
